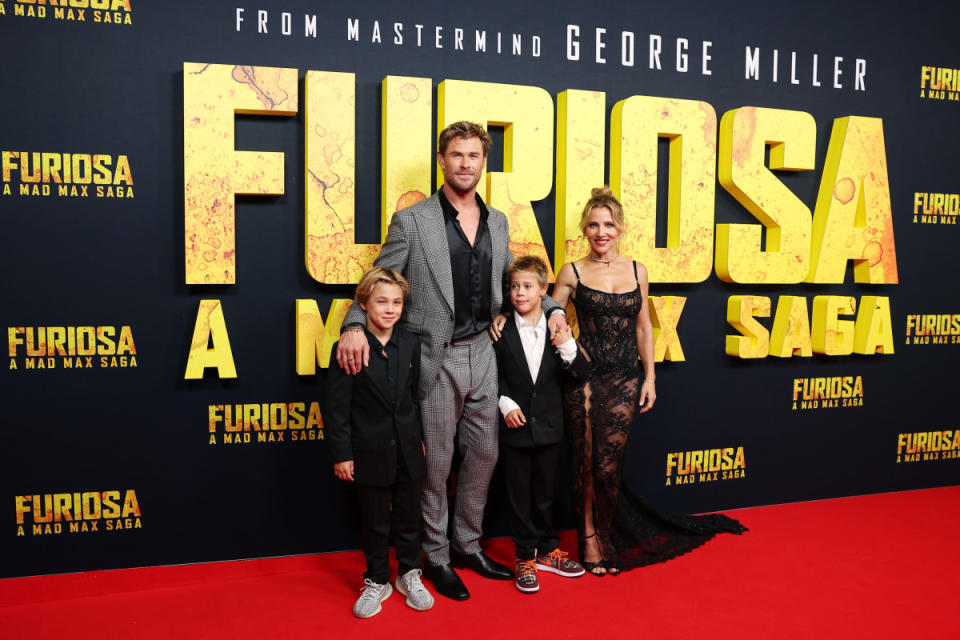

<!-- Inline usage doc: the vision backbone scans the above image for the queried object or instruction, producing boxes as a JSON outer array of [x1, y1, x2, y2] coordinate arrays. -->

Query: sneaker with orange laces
[[535, 548, 585, 578], [514, 558, 540, 593]]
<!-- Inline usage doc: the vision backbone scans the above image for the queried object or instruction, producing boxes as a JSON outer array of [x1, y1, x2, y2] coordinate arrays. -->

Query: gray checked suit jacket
[[343, 191, 560, 398]]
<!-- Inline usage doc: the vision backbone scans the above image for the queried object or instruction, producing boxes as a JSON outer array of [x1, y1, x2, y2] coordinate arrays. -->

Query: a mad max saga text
[[5, 0, 133, 25]]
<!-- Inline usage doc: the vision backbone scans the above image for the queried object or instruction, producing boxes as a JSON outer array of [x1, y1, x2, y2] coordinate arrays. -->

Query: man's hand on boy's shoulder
[[489, 313, 509, 341], [336, 327, 369, 374]]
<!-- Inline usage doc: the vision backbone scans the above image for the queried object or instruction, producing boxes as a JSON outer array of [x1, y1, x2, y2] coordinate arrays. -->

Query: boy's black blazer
[[324, 328, 425, 487], [493, 315, 589, 449]]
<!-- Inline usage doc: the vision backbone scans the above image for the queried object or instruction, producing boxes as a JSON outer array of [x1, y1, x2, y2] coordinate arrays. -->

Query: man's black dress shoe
[[425, 563, 470, 601], [451, 551, 514, 580]]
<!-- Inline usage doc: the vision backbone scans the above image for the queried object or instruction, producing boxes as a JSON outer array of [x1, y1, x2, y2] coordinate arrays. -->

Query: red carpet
[[2, 486, 958, 639]]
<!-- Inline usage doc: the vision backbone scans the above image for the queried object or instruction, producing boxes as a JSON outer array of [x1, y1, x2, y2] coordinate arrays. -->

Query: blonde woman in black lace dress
[[552, 187, 744, 576]]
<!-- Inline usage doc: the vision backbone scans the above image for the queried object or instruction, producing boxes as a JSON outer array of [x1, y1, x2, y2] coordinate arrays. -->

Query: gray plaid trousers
[[420, 331, 499, 566]]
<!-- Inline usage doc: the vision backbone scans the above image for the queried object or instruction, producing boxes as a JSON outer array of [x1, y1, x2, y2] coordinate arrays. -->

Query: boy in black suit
[[326, 267, 434, 618], [494, 256, 588, 593]]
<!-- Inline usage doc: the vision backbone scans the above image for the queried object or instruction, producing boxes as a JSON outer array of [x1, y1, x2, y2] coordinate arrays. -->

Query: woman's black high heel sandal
[[582, 532, 607, 577]]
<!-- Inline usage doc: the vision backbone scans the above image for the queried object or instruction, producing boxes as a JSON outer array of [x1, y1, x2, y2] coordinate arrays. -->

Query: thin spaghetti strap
[[571, 262, 581, 281], [632, 261, 639, 284]]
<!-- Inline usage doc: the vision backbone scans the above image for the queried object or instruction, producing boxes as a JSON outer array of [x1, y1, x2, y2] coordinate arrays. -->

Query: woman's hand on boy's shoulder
[[550, 323, 572, 346], [547, 311, 568, 341], [505, 409, 526, 429]]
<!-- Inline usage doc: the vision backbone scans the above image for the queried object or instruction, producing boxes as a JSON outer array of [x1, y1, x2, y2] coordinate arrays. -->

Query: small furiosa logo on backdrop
[[903, 314, 960, 345], [1, 152, 134, 199], [7, 326, 138, 371], [15, 490, 142, 537], [912, 192, 959, 225], [665, 447, 746, 487], [919, 66, 960, 102], [792, 376, 864, 410], [897, 431, 960, 464], [207, 402, 325, 445]]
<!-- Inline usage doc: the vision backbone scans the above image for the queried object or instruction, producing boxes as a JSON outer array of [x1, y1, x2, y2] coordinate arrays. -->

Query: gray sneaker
[[352, 579, 392, 618], [395, 568, 435, 611]]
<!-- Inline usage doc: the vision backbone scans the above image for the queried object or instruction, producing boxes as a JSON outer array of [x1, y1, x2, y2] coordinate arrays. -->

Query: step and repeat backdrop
[[2, 0, 959, 578]]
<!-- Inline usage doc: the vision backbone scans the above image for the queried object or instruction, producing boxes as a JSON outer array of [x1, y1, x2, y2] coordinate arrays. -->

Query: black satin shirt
[[364, 327, 407, 472], [438, 188, 493, 340], [366, 327, 399, 408]]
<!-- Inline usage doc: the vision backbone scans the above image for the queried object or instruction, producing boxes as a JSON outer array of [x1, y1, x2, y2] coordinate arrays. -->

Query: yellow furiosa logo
[[181, 64, 899, 380], [920, 66, 960, 101], [8, 326, 138, 370], [913, 192, 959, 225], [897, 431, 960, 463], [904, 314, 960, 345], [14, 490, 142, 536], [1, 152, 133, 198], [665, 447, 745, 486], [208, 402, 324, 445], [792, 375, 863, 410]]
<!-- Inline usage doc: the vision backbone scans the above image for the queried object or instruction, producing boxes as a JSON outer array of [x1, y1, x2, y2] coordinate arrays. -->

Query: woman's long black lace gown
[[564, 263, 745, 571]]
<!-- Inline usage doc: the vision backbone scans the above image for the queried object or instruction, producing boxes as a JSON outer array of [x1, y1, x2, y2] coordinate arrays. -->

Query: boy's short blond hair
[[356, 266, 409, 305], [508, 255, 549, 288]]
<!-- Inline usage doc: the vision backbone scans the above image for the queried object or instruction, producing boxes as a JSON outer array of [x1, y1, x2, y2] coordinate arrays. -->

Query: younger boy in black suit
[[325, 267, 434, 618], [494, 256, 588, 593]]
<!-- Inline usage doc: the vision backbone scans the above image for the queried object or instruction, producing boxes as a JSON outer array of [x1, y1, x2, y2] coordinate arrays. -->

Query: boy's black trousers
[[500, 442, 561, 561], [355, 456, 421, 584]]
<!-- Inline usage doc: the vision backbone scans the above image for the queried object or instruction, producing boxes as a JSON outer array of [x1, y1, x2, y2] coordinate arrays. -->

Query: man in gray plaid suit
[[337, 121, 565, 601]]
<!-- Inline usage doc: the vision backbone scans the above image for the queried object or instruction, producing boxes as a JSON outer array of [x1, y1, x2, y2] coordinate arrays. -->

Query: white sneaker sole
[[535, 562, 586, 578], [353, 582, 393, 619], [395, 579, 434, 611], [515, 579, 540, 593]]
